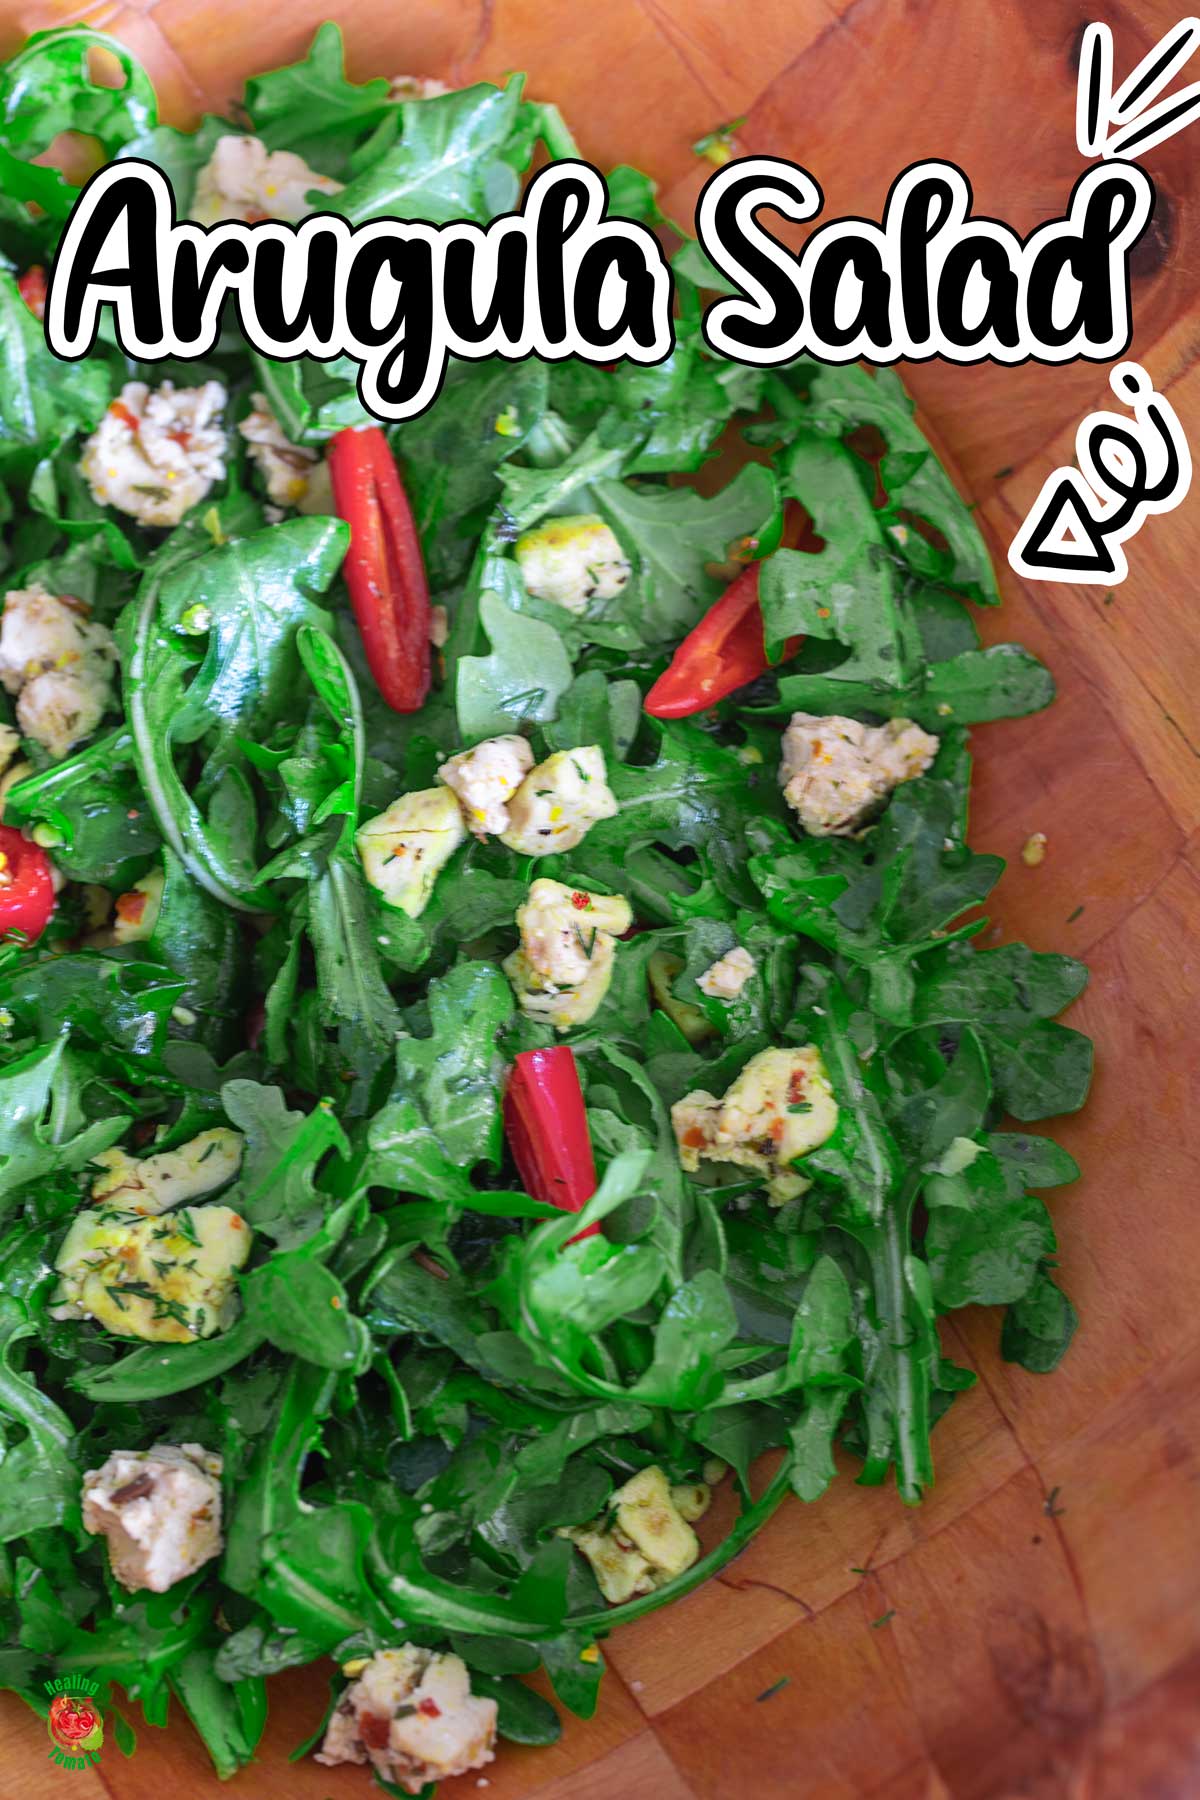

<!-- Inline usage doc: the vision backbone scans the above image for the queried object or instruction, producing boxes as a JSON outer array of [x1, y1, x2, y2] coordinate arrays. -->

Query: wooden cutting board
[[1, 1, 1197, 1795]]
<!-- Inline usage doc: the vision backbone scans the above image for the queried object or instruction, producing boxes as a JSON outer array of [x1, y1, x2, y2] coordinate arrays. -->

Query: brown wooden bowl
[[1, 3, 1197, 1796]]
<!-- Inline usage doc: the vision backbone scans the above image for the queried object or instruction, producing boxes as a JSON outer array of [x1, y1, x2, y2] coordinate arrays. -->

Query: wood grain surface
[[1, 1, 1198, 1796]]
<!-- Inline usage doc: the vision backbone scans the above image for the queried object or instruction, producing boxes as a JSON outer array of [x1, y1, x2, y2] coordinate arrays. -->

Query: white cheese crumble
[[779, 712, 938, 837], [696, 944, 756, 1000], [52, 1204, 251, 1341], [672, 1045, 839, 1203], [82, 1443, 223, 1592], [503, 878, 632, 1032], [500, 745, 619, 856], [355, 788, 467, 918], [238, 394, 332, 512], [189, 134, 342, 225], [388, 75, 452, 100], [81, 381, 228, 529], [90, 1127, 243, 1218], [317, 1646, 497, 1794], [560, 1466, 708, 1604], [515, 514, 631, 615], [438, 734, 533, 838], [0, 583, 117, 760]]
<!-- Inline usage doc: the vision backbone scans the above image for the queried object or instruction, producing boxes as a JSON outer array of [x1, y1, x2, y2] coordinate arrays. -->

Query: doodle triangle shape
[[1014, 477, 1120, 577]]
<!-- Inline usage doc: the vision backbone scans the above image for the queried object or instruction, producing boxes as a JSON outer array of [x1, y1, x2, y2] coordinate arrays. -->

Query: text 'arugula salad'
[[0, 23, 1092, 1795]]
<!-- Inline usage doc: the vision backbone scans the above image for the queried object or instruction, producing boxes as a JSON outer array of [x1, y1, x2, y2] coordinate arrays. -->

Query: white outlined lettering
[[695, 156, 1155, 368], [45, 159, 675, 422]]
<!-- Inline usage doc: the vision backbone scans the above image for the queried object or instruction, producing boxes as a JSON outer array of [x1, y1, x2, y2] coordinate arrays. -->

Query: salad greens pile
[[0, 22, 1091, 1787]]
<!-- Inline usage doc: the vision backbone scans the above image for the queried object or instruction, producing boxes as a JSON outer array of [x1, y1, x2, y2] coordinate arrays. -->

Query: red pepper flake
[[417, 1697, 442, 1719], [169, 429, 192, 450], [359, 1712, 391, 1749], [114, 889, 147, 925], [17, 265, 47, 320], [682, 1126, 706, 1149], [769, 1117, 786, 1142], [110, 399, 140, 432], [570, 890, 593, 911], [787, 1069, 807, 1103]]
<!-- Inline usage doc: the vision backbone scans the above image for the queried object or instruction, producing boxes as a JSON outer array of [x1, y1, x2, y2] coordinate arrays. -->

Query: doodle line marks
[[1008, 17, 1200, 583], [1007, 362, 1191, 583], [1076, 17, 1200, 159]]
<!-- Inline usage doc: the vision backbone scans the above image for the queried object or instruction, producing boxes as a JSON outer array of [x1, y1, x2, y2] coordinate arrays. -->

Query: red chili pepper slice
[[643, 563, 804, 719], [0, 825, 55, 944], [17, 265, 47, 321], [644, 501, 815, 720], [503, 1047, 599, 1240], [328, 426, 431, 714]]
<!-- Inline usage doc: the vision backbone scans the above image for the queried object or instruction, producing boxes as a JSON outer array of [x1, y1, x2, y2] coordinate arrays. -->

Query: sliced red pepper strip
[[0, 824, 55, 943], [328, 425, 431, 714], [17, 265, 47, 321], [503, 1047, 599, 1240], [645, 501, 816, 720], [644, 563, 803, 719]]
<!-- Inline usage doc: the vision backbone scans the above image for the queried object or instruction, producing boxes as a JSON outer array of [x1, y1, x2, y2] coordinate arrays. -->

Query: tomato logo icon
[[47, 1693, 104, 1755]]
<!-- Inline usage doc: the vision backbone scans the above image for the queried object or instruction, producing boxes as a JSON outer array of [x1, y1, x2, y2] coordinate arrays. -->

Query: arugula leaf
[[3, 733, 161, 887], [0, 270, 110, 474], [0, 1298, 78, 1541], [456, 561, 574, 739], [170, 1644, 266, 1780], [593, 463, 778, 645], [804, 364, 999, 603], [125, 511, 347, 911], [395, 358, 549, 588], [244, 22, 390, 171], [329, 78, 528, 225], [220, 1081, 348, 1246], [366, 962, 513, 1207], [0, 27, 157, 161], [1000, 1267, 1079, 1372], [0, 1039, 126, 1210]]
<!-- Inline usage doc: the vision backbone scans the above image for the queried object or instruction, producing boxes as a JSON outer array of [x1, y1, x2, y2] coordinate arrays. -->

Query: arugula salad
[[0, 24, 1093, 1794]]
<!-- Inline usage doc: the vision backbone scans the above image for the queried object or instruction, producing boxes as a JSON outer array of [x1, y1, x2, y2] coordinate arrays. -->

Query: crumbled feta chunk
[[696, 944, 756, 1000], [503, 878, 631, 1032], [779, 712, 938, 837], [189, 134, 342, 225], [238, 394, 331, 512], [81, 381, 227, 529], [316, 1646, 497, 1794], [355, 788, 467, 918], [388, 74, 452, 100], [438, 734, 533, 838], [560, 1466, 705, 1604], [500, 745, 619, 856], [90, 1127, 243, 1218], [672, 1045, 838, 1202], [52, 1204, 251, 1341], [515, 514, 631, 615], [0, 583, 117, 760], [111, 866, 164, 945], [82, 1443, 222, 1592]]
